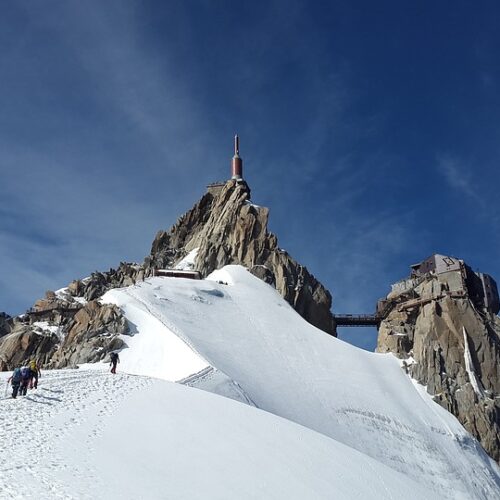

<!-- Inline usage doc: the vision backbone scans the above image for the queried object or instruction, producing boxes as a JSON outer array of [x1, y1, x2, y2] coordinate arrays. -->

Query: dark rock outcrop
[[80, 263, 144, 301], [0, 323, 59, 371], [145, 180, 335, 335], [0, 312, 13, 338], [377, 270, 500, 464], [48, 301, 128, 368], [0, 299, 129, 370]]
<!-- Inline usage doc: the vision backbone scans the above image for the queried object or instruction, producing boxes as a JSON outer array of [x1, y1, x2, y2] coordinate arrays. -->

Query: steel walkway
[[334, 314, 381, 327]]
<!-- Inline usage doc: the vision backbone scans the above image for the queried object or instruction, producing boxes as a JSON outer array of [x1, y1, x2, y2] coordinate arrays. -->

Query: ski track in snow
[[0, 370, 151, 500]]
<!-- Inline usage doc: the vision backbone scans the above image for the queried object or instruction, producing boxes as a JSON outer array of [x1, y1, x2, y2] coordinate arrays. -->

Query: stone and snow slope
[[99, 265, 500, 499], [146, 180, 336, 334]]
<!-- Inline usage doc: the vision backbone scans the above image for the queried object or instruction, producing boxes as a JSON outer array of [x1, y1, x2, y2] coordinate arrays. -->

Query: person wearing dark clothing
[[110, 352, 120, 374], [19, 366, 31, 396], [8, 367, 22, 398]]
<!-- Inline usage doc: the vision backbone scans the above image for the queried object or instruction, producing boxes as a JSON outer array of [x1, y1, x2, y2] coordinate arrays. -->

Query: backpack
[[20, 366, 31, 379], [29, 360, 37, 371], [12, 368, 22, 383], [110, 353, 118, 362]]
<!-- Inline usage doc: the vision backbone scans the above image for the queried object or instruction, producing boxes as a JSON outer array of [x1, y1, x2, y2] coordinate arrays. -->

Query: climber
[[110, 352, 120, 374], [29, 358, 41, 389], [19, 366, 31, 396], [7, 367, 22, 399]]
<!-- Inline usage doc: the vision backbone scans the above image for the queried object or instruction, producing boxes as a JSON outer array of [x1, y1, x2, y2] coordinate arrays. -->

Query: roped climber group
[[6, 352, 120, 399], [7, 359, 41, 399]]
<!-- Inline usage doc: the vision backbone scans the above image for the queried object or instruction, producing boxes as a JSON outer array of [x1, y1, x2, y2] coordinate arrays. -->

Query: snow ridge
[[1, 265, 499, 499]]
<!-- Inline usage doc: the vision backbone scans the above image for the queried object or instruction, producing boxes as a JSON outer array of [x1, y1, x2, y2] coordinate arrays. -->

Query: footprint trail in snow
[[0, 369, 152, 500]]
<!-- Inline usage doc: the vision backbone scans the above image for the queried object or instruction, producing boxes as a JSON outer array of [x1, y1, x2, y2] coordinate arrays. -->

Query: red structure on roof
[[231, 134, 243, 180], [154, 269, 201, 280]]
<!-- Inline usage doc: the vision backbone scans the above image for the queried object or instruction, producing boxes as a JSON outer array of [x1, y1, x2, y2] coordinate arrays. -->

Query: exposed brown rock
[[49, 301, 128, 368], [377, 272, 500, 464], [0, 323, 58, 371], [33, 290, 59, 312], [81, 263, 143, 301], [67, 280, 84, 297], [145, 180, 335, 335]]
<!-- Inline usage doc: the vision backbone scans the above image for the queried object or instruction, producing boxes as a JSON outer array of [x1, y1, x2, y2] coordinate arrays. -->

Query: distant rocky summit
[[0, 179, 335, 372], [377, 254, 500, 463]]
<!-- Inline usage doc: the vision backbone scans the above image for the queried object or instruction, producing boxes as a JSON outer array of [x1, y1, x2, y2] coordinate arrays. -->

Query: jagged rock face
[[49, 301, 128, 368], [77, 263, 144, 301], [0, 323, 59, 371], [145, 180, 335, 335], [0, 312, 12, 338], [0, 263, 142, 369], [0, 301, 129, 370], [377, 276, 500, 463]]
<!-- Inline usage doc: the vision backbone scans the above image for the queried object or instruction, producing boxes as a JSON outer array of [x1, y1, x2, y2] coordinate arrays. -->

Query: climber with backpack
[[29, 358, 41, 389], [109, 352, 120, 374], [19, 366, 31, 396], [7, 367, 22, 399]]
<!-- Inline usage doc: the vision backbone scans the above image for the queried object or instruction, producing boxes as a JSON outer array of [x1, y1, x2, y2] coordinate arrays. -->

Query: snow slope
[[100, 265, 500, 499], [0, 369, 435, 500]]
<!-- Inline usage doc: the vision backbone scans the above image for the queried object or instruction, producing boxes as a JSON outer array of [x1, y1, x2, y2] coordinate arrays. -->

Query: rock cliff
[[0, 322, 58, 371], [145, 180, 335, 335], [377, 263, 500, 464], [0, 312, 12, 338], [49, 301, 128, 368]]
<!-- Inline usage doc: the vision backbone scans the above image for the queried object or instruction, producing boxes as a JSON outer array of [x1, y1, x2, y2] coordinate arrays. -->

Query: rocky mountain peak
[[0, 178, 335, 372], [376, 253, 500, 463], [146, 179, 335, 335]]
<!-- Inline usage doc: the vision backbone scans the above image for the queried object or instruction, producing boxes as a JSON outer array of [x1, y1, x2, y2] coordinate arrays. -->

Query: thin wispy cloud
[[0, 2, 228, 313], [437, 155, 484, 206]]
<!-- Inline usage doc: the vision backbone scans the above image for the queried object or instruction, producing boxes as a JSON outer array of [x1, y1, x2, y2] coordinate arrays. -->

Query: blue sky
[[1, 1, 500, 350]]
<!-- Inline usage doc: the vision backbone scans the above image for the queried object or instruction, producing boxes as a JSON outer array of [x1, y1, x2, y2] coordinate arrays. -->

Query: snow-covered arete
[[101, 265, 500, 499], [1, 265, 499, 499]]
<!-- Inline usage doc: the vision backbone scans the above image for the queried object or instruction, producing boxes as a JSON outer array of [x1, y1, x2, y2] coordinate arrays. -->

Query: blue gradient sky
[[1, 1, 500, 350]]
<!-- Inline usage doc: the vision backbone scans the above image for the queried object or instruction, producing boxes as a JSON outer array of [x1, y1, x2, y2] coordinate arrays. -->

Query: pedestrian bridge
[[333, 314, 382, 327]]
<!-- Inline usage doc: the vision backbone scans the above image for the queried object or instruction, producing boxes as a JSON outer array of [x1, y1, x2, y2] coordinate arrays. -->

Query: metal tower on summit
[[231, 134, 243, 180]]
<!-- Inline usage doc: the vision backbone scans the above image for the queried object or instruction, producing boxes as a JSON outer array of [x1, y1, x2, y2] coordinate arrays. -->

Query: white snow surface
[[1, 265, 499, 499], [174, 247, 198, 270], [0, 369, 435, 500], [101, 265, 500, 499]]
